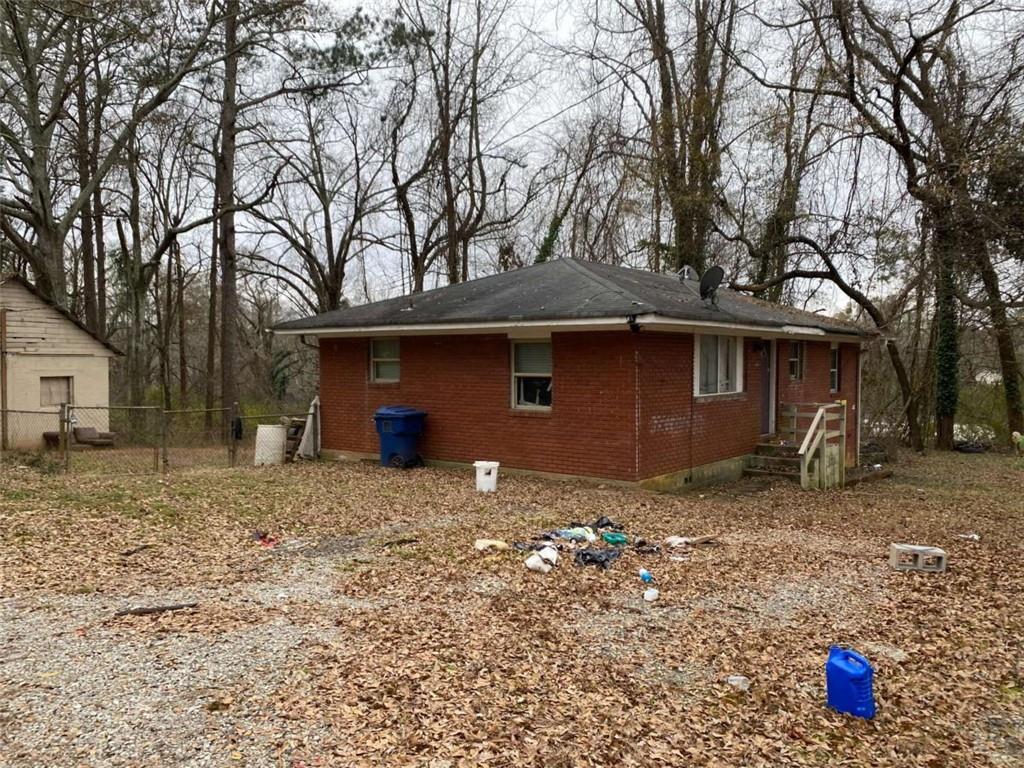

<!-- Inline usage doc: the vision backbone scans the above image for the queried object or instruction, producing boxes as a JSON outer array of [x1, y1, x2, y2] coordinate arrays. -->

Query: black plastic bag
[[574, 548, 622, 569]]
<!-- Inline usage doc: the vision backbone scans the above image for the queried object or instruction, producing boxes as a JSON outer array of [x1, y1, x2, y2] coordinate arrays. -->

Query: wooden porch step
[[743, 467, 800, 481], [747, 455, 802, 472], [755, 441, 800, 458]]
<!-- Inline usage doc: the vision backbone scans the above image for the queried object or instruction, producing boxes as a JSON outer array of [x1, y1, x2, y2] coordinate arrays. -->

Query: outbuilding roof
[[274, 258, 869, 338], [0, 273, 124, 355]]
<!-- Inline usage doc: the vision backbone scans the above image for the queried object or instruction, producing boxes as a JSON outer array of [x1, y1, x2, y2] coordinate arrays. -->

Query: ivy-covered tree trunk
[[933, 216, 959, 450]]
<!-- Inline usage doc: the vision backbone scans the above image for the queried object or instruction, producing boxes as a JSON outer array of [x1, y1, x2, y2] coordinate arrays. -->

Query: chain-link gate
[[63, 405, 161, 475]]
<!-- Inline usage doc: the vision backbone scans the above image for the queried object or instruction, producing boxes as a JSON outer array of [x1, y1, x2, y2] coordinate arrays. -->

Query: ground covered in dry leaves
[[1, 452, 1022, 767]]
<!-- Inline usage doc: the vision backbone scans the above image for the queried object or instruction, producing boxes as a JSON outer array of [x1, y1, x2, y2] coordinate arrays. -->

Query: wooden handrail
[[790, 401, 848, 490], [798, 407, 825, 456]]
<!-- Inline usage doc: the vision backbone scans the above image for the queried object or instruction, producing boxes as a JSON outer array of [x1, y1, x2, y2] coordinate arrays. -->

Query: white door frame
[[763, 339, 777, 436]]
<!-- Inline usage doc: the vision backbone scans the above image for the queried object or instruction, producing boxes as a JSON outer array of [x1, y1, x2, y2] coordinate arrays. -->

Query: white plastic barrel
[[254, 424, 288, 466], [473, 460, 500, 492]]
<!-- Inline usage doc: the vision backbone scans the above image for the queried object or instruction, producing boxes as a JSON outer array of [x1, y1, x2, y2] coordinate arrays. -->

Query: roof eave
[[274, 313, 868, 341]]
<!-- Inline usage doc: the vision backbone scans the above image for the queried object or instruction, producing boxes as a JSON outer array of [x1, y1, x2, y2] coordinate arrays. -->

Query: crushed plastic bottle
[[727, 675, 751, 692], [638, 568, 654, 583]]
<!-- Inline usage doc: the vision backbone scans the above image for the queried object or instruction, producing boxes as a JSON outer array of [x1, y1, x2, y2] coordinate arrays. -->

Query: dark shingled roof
[[274, 258, 868, 337]]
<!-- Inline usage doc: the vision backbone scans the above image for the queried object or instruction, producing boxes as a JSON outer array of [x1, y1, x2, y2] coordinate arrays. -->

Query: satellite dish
[[699, 266, 725, 302]]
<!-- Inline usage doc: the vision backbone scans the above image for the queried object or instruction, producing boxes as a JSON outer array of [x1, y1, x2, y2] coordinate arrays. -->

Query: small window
[[370, 338, 400, 382], [512, 341, 552, 409], [789, 341, 806, 381], [40, 376, 73, 407], [696, 335, 743, 395], [829, 344, 841, 392]]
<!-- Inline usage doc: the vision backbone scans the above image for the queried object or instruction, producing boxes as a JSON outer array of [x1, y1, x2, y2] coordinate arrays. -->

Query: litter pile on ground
[[475, 515, 723, 609]]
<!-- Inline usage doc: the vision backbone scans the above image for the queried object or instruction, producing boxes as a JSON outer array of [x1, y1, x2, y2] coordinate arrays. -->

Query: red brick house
[[275, 259, 869, 489]]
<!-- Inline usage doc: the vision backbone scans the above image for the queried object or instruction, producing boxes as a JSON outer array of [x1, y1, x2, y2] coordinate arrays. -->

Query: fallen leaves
[[0, 453, 1022, 766]]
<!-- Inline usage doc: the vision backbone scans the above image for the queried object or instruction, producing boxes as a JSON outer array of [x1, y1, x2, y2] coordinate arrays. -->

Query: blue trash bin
[[373, 406, 426, 468]]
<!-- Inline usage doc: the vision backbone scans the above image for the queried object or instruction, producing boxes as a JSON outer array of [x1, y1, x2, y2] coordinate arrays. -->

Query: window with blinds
[[40, 376, 72, 407], [370, 338, 400, 382], [512, 341, 552, 408], [695, 335, 743, 395]]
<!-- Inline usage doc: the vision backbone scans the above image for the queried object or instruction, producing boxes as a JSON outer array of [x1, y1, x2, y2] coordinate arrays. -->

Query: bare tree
[[0, 1, 258, 301], [246, 90, 390, 314]]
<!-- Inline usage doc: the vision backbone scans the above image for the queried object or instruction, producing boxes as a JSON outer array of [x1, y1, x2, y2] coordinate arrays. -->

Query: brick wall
[[319, 332, 638, 480], [318, 330, 861, 482], [777, 339, 860, 463], [636, 333, 766, 479]]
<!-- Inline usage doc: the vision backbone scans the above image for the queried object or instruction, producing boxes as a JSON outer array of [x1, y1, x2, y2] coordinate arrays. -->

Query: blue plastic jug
[[826, 646, 876, 719]]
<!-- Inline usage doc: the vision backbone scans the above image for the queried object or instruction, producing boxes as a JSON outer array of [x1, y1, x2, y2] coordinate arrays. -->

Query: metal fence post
[[59, 403, 70, 473], [160, 408, 168, 474]]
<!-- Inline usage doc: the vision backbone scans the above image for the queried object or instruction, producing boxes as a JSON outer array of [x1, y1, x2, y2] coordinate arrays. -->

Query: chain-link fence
[[165, 408, 230, 471], [1, 409, 61, 452], [0, 402, 318, 475]]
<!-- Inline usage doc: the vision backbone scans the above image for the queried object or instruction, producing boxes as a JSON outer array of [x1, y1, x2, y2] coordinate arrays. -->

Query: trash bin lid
[[374, 405, 426, 418]]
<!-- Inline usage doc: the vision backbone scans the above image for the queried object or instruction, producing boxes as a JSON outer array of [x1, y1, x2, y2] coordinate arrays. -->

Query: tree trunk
[[176, 241, 187, 404], [160, 247, 173, 411], [218, 0, 239, 417], [91, 37, 107, 338], [885, 339, 924, 452], [969, 239, 1024, 437], [34, 228, 66, 302], [76, 26, 97, 332], [204, 187, 219, 434]]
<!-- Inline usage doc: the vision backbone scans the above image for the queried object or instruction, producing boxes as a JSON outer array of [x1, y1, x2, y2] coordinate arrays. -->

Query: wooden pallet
[[284, 417, 307, 462]]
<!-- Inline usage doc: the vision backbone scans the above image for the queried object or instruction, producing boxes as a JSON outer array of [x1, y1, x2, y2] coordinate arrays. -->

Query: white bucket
[[254, 424, 288, 466], [473, 460, 500, 492]]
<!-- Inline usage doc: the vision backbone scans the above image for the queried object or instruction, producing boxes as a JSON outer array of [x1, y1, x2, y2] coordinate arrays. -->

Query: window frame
[[829, 343, 841, 392], [40, 376, 73, 407], [369, 338, 400, 383], [511, 340, 553, 411], [788, 341, 806, 381], [693, 334, 745, 397]]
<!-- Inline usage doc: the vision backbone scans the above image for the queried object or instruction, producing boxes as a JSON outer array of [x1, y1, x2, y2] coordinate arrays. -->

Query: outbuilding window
[[40, 376, 73, 407], [695, 335, 743, 396], [512, 341, 552, 409], [370, 338, 400, 382], [829, 343, 841, 392], [789, 341, 806, 381]]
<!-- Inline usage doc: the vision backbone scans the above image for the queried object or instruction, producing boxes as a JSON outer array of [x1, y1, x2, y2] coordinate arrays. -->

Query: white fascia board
[[633, 314, 861, 342], [274, 313, 864, 341]]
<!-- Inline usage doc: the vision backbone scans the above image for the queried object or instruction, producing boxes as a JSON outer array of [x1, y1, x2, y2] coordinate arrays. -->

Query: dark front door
[[760, 342, 773, 435]]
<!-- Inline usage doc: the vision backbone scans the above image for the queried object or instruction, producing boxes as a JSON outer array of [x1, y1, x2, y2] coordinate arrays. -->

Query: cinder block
[[889, 543, 947, 573]]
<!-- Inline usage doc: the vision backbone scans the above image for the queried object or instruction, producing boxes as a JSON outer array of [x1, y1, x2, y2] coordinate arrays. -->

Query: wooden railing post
[[839, 400, 847, 487]]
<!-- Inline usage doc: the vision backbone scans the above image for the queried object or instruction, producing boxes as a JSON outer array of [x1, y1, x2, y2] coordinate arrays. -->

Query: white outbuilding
[[1, 274, 120, 450]]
